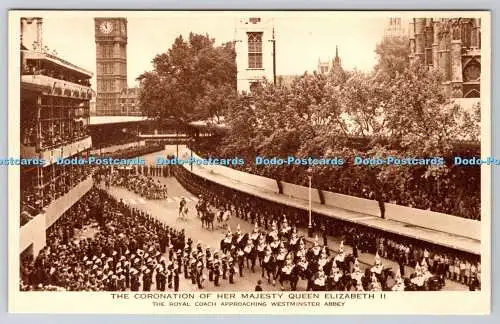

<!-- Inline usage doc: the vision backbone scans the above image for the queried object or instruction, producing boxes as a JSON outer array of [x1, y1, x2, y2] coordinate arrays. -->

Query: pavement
[[105, 175, 468, 291]]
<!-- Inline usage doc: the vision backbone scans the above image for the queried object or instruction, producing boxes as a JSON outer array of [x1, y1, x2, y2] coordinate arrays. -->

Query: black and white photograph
[[8, 10, 491, 314]]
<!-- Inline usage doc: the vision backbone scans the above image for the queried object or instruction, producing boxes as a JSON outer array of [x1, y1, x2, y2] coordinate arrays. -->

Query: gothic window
[[247, 32, 263, 69], [463, 60, 480, 82], [102, 46, 113, 58]]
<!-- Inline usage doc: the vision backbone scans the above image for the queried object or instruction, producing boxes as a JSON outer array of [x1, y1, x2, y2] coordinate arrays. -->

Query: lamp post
[[190, 137, 195, 172], [176, 129, 179, 158], [268, 27, 277, 86], [306, 167, 313, 237]]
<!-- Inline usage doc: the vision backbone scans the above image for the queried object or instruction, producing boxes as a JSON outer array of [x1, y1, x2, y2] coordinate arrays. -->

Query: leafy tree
[[373, 36, 410, 80], [137, 33, 236, 121]]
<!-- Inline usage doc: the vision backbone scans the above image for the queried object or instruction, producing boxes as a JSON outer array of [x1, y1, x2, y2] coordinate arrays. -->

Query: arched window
[[463, 60, 481, 82]]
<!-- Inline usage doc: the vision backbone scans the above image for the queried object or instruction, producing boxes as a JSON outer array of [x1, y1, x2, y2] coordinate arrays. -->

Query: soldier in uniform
[[221, 253, 228, 280], [371, 251, 384, 282], [244, 239, 256, 272], [279, 255, 294, 291], [334, 241, 346, 271], [262, 247, 276, 285], [391, 269, 405, 291], [167, 261, 173, 289], [237, 247, 245, 277], [256, 236, 267, 268], [173, 263, 180, 292], [156, 265, 166, 291], [183, 249, 190, 279], [117, 274, 126, 291], [213, 253, 221, 287], [190, 253, 197, 285], [143, 268, 152, 291], [313, 268, 326, 291], [196, 255, 204, 289], [288, 228, 299, 252], [228, 256, 236, 284], [206, 250, 214, 282], [130, 268, 140, 291]]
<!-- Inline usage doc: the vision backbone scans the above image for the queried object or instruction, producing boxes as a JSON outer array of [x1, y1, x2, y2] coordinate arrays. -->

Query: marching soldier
[[391, 269, 405, 291], [143, 268, 152, 291], [237, 247, 245, 277], [173, 263, 180, 292], [183, 250, 190, 279], [244, 239, 256, 272], [130, 268, 140, 291], [206, 250, 214, 282], [190, 253, 197, 285], [196, 255, 204, 289], [256, 236, 267, 268], [221, 254, 228, 280], [313, 268, 326, 291], [228, 256, 236, 284], [156, 265, 166, 291], [213, 253, 221, 287]]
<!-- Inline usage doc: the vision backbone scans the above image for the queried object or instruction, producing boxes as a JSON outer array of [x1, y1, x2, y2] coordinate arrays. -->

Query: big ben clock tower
[[94, 17, 128, 115]]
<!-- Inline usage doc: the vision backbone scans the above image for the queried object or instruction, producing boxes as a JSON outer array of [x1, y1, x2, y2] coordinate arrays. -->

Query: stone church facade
[[408, 18, 481, 98]]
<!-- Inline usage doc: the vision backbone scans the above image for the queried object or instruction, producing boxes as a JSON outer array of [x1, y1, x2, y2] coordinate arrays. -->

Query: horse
[[202, 210, 215, 230], [195, 199, 205, 219]]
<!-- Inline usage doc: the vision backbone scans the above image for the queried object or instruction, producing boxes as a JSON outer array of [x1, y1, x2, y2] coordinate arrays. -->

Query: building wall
[[118, 87, 142, 116], [409, 18, 481, 98], [235, 17, 275, 93]]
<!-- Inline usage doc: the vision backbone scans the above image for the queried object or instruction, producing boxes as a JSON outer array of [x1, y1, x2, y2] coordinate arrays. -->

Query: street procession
[[19, 163, 480, 293], [16, 12, 484, 304]]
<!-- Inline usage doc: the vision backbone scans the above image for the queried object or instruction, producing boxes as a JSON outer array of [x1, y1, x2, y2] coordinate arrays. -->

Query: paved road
[[106, 175, 468, 291]]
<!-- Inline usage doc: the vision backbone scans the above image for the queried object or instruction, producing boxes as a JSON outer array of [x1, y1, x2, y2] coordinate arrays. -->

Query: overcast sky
[[24, 12, 404, 88]]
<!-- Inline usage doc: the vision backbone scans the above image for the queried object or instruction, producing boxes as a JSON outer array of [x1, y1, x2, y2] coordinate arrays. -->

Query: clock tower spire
[[94, 17, 128, 116]]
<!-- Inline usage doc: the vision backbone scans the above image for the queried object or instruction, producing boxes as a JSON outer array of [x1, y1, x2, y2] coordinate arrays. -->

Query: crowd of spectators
[[20, 187, 192, 292], [93, 143, 164, 160], [194, 141, 481, 220], [22, 60, 91, 87], [20, 165, 92, 227], [21, 117, 89, 150]]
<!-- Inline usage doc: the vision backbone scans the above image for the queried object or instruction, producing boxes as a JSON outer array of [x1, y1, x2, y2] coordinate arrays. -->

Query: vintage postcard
[[8, 10, 491, 314]]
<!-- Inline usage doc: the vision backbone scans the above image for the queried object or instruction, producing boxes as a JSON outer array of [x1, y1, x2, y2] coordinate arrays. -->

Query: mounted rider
[[179, 197, 187, 216]]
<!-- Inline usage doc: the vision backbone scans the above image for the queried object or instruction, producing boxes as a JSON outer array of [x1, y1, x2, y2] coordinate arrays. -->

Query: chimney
[[20, 17, 43, 50]]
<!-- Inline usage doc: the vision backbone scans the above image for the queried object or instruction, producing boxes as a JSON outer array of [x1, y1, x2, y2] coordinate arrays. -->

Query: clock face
[[100, 21, 113, 34]]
